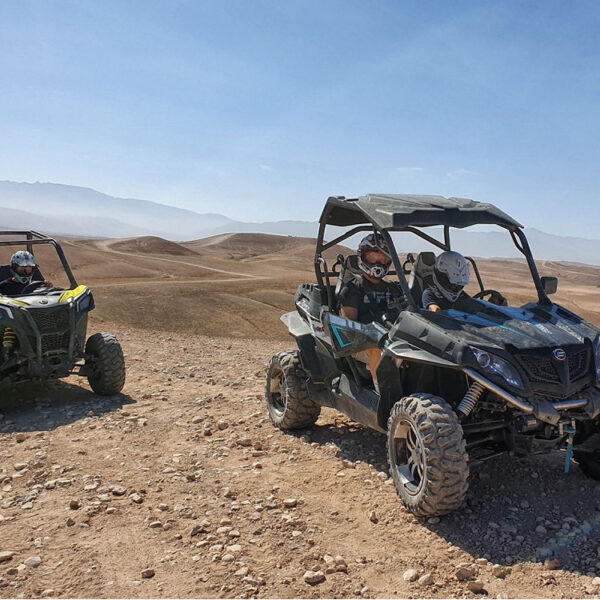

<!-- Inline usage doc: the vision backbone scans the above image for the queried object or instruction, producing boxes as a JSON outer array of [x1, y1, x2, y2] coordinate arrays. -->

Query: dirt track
[[1, 319, 600, 599]]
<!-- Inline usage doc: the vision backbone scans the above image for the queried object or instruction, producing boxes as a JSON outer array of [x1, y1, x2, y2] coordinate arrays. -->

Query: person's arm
[[338, 282, 361, 322], [422, 288, 441, 312]]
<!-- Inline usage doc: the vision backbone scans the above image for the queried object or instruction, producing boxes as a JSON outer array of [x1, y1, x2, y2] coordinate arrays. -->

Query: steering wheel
[[22, 280, 46, 294], [473, 289, 508, 306]]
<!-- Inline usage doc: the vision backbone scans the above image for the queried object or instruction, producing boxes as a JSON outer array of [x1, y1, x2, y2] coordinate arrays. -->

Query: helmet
[[358, 233, 392, 280], [10, 250, 37, 285], [433, 251, 470, 303]]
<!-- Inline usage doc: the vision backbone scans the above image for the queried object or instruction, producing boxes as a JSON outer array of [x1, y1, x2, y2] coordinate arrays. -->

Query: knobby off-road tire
[[85, 332, 126, 396], [387, 393, 469, 517], [574, 433, 600, 480], [265, 350, 320, 430]]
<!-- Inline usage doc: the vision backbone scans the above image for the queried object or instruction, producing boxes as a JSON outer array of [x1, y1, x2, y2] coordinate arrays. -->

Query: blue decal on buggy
[[446, 309, 521, 335], [331, 324, 353, 348]]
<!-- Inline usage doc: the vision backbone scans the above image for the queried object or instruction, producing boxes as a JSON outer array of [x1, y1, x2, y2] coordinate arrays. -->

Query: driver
[[0, 251, 51, 296], [338, 233, 405, 392], [423, 251, 470, 312]]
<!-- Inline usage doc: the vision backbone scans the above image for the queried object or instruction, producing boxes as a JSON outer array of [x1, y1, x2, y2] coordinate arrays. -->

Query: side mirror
[[541, 276, 558, 296]]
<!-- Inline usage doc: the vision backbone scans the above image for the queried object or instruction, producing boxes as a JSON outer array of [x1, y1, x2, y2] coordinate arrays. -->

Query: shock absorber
[[3, 327, 17, 351], [457, 381, 486, 417]]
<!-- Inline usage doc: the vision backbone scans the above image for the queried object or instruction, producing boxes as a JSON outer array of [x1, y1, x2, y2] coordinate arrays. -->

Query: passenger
[[0, 251, 51, 296], [423, 251, 470, 312], [338, 233, 404, 392]]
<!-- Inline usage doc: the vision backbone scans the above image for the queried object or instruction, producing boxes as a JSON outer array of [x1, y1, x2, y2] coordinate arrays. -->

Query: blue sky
[[1, 1, 599, 236]]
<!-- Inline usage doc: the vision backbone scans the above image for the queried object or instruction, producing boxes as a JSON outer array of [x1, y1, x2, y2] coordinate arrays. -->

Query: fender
[[281, 310, 313, 337], [385, 339, 460, 369]]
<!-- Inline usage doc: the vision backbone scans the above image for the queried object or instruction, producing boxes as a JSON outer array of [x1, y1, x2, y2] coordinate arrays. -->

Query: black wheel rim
[[268, 366, 287, 416], [392, 418, 425, 496]]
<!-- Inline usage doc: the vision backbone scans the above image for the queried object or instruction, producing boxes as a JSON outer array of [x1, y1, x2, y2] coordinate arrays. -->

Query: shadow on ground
[[299, 417, 600, 576], [0, 381, 134, 433]]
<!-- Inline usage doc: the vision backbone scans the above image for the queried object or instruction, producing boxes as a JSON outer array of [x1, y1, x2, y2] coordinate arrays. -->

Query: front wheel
[[575, 434, 600, 480], [85, 332, 126, 395], [265, 350, 320, 430], [387, 393, 469, 517]]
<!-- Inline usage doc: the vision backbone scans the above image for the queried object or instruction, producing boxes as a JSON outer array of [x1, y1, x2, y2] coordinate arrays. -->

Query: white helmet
[[433, 251, 470, 303], [10, 250, 37, 285]]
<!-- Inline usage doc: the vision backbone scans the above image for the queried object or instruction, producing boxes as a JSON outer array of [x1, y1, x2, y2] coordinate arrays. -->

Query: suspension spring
[[457, 381, 486, 417], [2, 327, 16, 350]]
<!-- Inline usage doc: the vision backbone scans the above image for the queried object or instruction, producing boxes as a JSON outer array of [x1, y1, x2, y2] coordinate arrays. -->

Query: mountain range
[[1, 180, 599, 265]]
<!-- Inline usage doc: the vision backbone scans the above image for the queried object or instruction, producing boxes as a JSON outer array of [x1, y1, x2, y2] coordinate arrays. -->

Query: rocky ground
[[1, 320, 600, 598]]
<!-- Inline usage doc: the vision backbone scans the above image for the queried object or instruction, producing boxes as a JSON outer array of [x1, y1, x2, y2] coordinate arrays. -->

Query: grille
[[41, 332, 70, 353], [517, 347, 592, 386], [29, 309, 70, 332], [568, 348, 591, 381]]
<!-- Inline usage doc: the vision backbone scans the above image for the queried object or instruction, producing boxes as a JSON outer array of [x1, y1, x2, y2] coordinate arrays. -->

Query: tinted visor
[[364, 250, 392, 266]]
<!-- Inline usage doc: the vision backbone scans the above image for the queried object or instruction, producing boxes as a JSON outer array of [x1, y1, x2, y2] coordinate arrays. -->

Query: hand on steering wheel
[[473, 289, 508, 306], [22, 280, 46, 294]]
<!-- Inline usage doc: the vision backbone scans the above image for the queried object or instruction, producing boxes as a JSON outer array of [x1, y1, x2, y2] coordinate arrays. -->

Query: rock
[[228, 530, 240, 538], [111, 485, 127, 496], [235, 566, 249, 577], [491, 564, 511, 578], [221, 554, 235, 563], [535, 525, 547, 535], [69, 499, 81, 510], [106, 507, 117, 515], [427, 516, 440, 524], [217, 420, 229, 430], [0, 551, 14, 563], [15, 433, 26, 443], [303, 570, 326, 585], [129, 493, 143, 504], [66, 517, 75, 527], [24, 555, 42, 568], [591, 577, 600, 587], [467, 580, 485, 593], [455, 567, 474, 581], [141, 568, 155, 579], [417, 573, 434, 586], [368, 510, 378, 523], [14, 462, 28, 471], [403, 568, 418, 582], [148, 520, 162, 529], [544, 558, 561, 570], [283, 498, 297, 508], [226, 544, 242, 555], [334, 555, 348, 573], [41, 589, 54, 597]]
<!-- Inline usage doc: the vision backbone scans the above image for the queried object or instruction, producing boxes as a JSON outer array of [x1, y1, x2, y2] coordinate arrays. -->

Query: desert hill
[[108, 236, 198, 257]]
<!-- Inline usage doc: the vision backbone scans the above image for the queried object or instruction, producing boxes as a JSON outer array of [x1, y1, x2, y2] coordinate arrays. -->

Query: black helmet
[[358, 233, 391, 279]]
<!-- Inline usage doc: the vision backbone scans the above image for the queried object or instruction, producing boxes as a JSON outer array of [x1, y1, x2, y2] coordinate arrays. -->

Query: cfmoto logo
[[553, 348, 567, 361]]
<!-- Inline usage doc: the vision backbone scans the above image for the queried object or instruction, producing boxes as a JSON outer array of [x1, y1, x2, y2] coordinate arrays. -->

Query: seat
[[334, 254, 362, 307], [408, 252, 436, 306]]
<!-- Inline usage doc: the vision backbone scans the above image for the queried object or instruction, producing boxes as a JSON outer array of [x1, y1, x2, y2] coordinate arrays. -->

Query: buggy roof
[[320, 195, 522, 229]]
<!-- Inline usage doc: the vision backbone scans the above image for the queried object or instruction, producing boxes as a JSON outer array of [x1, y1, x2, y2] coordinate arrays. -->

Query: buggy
[[265, 195, 600, 516], [0, 231, 125, 396]]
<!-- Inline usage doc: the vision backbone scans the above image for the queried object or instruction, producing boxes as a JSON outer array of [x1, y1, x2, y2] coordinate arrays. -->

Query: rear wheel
[[266, 350, 320, 430], [85, 332, 126, 395], [387, 393, 469, 517]]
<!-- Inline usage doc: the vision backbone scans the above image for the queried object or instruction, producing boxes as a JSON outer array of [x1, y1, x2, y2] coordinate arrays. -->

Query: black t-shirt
[[422, 286, 468, 310], [338, 275, 405, 324], [0, 268, 44, 296]]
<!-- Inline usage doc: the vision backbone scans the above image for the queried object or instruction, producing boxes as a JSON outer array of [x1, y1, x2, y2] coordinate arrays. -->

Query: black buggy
[[0, 231, 125, 396], [265, 195, 600, 516]]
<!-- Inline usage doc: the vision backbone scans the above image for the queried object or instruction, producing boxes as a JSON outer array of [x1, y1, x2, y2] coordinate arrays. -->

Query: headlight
[[471, 348, 524, 390], [595, 338, 600, 381]]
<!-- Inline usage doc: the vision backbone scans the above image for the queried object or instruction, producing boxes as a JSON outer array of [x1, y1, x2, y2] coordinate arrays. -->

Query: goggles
[[364, 250, 392, 266]]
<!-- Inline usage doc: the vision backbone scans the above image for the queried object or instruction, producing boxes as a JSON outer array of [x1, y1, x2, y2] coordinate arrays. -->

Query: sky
[[0, 0, 599, 236]]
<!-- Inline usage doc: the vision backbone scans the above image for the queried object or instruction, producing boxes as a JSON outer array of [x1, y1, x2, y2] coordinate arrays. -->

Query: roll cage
[[0, 230, 78, 289], [314, 195, 550, 311]]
